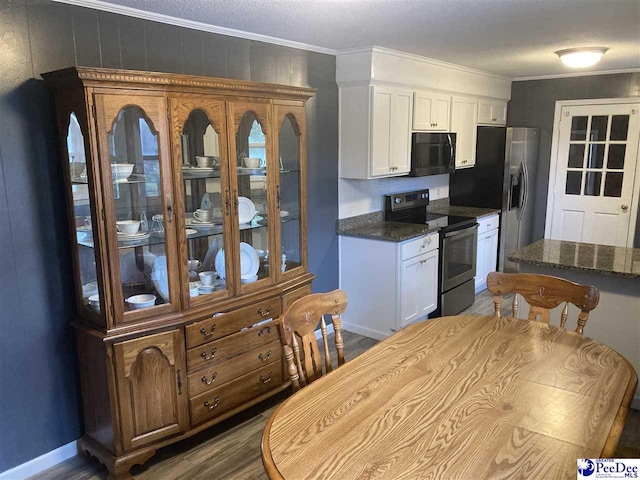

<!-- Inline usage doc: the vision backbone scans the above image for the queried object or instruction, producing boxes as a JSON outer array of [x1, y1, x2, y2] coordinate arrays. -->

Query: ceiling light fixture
[[555, 47, 609, 68]]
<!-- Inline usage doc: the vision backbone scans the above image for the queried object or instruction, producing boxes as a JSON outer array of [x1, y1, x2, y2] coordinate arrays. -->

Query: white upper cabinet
[[477, 99, 508, 125], [340, 84, 412, 179], [413, 91, 450, 131], [450, 96, 478, 169]]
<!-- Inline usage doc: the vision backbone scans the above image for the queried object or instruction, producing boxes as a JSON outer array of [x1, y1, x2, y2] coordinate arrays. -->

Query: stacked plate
[[117, 232, 150, 243]]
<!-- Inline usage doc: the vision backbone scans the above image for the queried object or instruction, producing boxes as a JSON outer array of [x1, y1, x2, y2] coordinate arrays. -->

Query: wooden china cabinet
[[43, 67, 314, 479]]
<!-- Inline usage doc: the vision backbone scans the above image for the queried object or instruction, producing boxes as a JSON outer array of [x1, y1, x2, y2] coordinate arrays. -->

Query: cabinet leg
[[78, 436, 156, 480]]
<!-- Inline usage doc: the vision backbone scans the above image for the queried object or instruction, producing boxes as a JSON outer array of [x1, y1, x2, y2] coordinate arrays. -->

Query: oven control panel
[[384, 189, 430, 212]]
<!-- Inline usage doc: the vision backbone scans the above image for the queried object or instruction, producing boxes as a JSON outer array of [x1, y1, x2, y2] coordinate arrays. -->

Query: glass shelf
[[72, 174, 151, 186], [181, 167, 299, 181]]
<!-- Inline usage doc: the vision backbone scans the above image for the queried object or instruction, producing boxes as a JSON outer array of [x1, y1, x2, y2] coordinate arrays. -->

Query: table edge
[[261, 397, 287, 480]]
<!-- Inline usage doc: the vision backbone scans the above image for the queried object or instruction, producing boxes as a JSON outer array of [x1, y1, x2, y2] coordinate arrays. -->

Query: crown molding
[[337, 46, 512, 82], [514, 67, 640, 81], [52, 0, 337, 55]]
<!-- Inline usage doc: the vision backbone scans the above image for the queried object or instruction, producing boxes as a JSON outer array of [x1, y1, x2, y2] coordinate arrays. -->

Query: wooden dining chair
[[280, 289, 347, 392], [486, 272, 599, 334]]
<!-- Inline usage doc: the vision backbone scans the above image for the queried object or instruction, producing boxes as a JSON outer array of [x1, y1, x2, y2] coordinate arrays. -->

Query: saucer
[[186, 228, 197, 236], [117, 232, 150, 242]]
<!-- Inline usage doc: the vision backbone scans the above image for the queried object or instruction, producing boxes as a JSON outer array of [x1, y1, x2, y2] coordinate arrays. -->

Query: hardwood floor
[[30, 291, 638, 479]]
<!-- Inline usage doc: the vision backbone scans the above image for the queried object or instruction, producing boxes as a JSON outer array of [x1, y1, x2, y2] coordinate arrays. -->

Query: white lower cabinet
[[475, 214, 500, 293], [339, 232, 439, 340]]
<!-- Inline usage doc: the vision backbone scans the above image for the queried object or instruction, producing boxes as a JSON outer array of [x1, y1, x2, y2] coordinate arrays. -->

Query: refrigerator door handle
[[518, 159, 528, 221]]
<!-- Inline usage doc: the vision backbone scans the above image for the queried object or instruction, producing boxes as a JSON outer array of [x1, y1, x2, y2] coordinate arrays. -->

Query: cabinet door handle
[[204, 396, 220, 410], [276, 185, 281, 209], [258, 305, 271, 317], [258, 350, 272, 362], [201, 372, 217, 385], [177, 369, 183, 396], [200, 347, 217, 361], [258, 326, 272, 336], [492, 118, 497, 121], [200, 324, 216, 338], [260, 372, 273, 383], [165, 193, 174, 223], [233, 189, 239, 212]]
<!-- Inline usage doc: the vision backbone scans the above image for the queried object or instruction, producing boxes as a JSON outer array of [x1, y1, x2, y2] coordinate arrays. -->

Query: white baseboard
[[341, 321, 389, 341], [0, 440, 78, 480]]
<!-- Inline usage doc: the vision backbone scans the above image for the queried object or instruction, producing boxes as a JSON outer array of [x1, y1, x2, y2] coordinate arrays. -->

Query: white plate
[[186, 228, 197, 236], [215, 249, 226, 279], [117, 232, 150, 242], [183, 165, 219, 172], [241, 274, 258, 284], [239, 242, 259, 276], [237, 197, 256, 224], [280, 210, 289, 218], [186, 217, 220, 228]]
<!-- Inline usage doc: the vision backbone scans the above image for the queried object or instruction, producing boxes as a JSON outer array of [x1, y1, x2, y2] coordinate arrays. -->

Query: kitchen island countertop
[[509, 239, 640, 279]]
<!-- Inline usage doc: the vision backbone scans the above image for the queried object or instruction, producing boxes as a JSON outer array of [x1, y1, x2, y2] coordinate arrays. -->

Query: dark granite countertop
[[428, 205, 500, 219], [509, 239, 640, 279], [337, 221, 439, 243]]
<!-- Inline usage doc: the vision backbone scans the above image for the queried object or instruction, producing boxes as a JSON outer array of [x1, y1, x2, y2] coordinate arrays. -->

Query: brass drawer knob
[[258, 326, 272, 336], [260, 372, 273, 384], [258, 350, 272, 362], [204, 396, 220, 410], [201, 372, 218, 385], [201, 347, 217, 361], [200, 324, 217, 338]]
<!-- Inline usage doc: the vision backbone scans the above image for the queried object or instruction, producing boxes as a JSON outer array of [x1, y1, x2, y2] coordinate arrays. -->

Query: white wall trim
[[337, 46, 512, 82], [52, 0, 336, 55], [545, 98, 640, 243], [0, 440, 78, 480], [514, 67, 640, 82]]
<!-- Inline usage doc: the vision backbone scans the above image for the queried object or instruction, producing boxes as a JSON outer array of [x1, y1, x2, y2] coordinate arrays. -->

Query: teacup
[[195, 156, 218, 168], [116, 220, 140, 235], [244, 157, 261, 168], [194, 209, 213, 223], [199, 271, 216, 286], [188, 259, 202, 271]]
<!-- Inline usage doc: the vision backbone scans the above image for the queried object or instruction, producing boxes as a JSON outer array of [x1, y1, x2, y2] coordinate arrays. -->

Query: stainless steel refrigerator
[[449, 127, 539, 272]]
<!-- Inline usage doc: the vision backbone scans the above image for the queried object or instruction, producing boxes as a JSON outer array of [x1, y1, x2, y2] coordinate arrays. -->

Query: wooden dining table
[[261, 315, 637, 480]]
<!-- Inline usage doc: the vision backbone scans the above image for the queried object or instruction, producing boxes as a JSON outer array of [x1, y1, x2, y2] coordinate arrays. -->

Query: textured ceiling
[[98, 0, 640, 78]]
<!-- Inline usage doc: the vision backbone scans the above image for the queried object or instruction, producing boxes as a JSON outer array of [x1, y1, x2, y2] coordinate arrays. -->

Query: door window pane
[[109, 106, 169, 312], [568, 144, 585, 168], [279, 115, 302, 272], [180, 109, 227, 298], [603, 172, 623, 197], [584, 171, 602, 196], [607, 144, 626, 169], [570, 116, 588, 140], [610, 115, 629, 141], [589, 115, 608, 141], [565, 171, 582, 195], [586, 143, 605, 169]]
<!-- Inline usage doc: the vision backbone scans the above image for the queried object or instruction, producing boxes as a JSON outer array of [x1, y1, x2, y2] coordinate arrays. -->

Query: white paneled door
[[549, 103, 640, 247]]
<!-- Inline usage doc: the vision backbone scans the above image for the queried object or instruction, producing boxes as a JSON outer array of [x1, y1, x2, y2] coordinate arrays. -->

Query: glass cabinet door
[[94, 94, 179, 321], [66, 111, 104, 316], [170, 97, 231, 306], [275, 104, 306, 279], [228, 102, 273, 292]]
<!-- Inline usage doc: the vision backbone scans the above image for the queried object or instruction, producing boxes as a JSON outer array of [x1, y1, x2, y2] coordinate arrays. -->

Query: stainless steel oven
[[441, 224, 478, 292]]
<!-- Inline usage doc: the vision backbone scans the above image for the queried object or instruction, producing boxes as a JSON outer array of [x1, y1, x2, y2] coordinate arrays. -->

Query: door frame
[[544, 98, 640, 247]]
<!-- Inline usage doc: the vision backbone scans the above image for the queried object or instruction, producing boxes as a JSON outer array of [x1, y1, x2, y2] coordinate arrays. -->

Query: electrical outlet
[[436, 188, 441, 197]]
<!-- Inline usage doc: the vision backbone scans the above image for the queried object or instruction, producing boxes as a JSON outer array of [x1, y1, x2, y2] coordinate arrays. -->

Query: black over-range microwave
[[409, 132, 456, 176]]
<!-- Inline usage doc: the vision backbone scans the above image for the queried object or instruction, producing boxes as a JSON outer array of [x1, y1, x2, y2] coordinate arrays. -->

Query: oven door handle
[[444, 224, 478, 238]]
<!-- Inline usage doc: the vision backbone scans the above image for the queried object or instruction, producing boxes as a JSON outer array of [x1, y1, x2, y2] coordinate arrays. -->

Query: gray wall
[[507, 73, 640, 244], [0, 0, 338, 472]]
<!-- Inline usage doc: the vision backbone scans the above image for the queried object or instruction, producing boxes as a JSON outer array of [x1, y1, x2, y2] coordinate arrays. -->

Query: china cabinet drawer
[[401, 233, 438, 261], [282, 285, 312, 311], [187, 341, 282, 398], [187, 319, 279, 373], [186, 298, 281, 349], [478, 214, 499, 232], [190, 361, 283, 425]]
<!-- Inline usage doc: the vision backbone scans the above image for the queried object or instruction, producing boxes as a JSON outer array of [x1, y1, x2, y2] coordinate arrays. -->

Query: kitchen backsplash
[[338, 174, 449, 218]]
